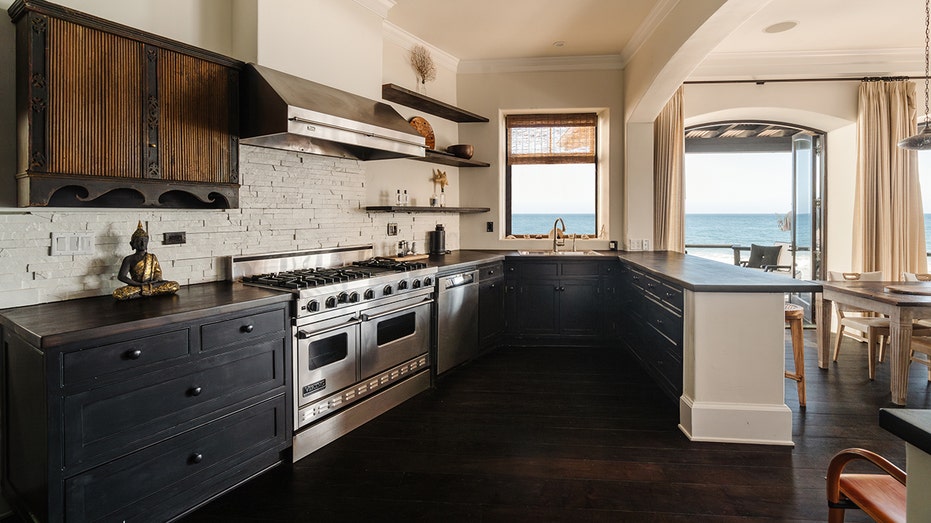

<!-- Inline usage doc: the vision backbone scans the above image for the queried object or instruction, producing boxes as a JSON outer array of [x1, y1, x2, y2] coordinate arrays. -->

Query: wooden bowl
[[446, 144, 474, 159]]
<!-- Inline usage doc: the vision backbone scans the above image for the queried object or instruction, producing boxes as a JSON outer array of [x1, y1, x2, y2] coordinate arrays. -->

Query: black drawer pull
[[125, 349, 143, 360], [656, 319, 663, 325], [188, 386, 203, 397], [665, 292, 674, 298], [189, 453, 203, 464], [241, 324, 255, 333], [488, 270, 495, 275]]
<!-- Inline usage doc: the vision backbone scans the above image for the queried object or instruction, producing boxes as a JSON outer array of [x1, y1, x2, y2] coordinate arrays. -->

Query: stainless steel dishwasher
[[436, 268, 479, 375]]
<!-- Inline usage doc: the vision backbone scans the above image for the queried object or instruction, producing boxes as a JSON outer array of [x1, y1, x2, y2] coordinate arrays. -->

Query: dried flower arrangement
[[409, 44, 437, 87]]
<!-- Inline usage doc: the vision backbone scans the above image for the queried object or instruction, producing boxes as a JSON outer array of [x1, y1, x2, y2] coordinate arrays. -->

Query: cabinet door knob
[[125, 349, 143, 360], [189, 453, 203, 464], [241, 324, 254, 333], [189, 386, 203, 397]]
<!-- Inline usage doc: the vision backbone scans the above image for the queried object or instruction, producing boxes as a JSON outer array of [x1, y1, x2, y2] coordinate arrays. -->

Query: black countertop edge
[[880, 408, 931, 456]]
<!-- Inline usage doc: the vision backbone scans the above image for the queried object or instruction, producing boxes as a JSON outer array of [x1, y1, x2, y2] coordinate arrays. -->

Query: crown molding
[[458, 54, 623, 75], [690, 47, 926, 81], [353, 0, 395, 19], [382, 22, 459, 72], [620, 0, 679, 66]]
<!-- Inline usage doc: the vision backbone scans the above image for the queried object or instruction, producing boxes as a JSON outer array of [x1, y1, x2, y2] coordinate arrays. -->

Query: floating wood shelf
[[365, 206, 490, 214], [411, 150, 490, 168], [382, 84, 488, 123]]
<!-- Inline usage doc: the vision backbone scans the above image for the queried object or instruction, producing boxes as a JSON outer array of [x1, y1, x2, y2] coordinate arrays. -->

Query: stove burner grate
[[353, 258, 428, 271], [242, 266, 374, 289]]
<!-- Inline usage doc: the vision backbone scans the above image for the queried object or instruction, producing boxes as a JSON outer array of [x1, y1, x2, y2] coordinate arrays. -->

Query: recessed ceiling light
[[553, 41, 566, 48], [764, 21, 798, 34]]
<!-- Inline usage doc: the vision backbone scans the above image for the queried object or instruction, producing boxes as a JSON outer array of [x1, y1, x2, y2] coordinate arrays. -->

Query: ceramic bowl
[[446, 144, 474, 159]]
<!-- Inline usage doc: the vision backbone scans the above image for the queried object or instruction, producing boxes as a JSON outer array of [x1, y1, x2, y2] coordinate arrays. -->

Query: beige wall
[[456, 68, 624, 250]]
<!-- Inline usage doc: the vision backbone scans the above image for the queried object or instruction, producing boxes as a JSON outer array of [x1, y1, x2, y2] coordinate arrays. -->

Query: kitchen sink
[[517, 250, 603, 256]]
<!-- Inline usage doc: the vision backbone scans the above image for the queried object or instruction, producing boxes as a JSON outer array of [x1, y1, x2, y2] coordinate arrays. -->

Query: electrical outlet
[[163, 232, 186, 245], [486, 221, 494, 232], [628, 239, 642, 251], [387, 223, 398, 236], [642, 239, 650, 251]]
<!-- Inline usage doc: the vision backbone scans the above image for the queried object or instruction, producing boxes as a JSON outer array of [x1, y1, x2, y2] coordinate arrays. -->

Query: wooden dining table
[[817, 280, 931, 405]]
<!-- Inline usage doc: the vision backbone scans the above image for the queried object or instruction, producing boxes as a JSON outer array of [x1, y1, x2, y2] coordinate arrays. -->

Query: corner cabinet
[[0, 283, 292, 522], [9, 0, 242, 208], [381, 83, 490, 168]]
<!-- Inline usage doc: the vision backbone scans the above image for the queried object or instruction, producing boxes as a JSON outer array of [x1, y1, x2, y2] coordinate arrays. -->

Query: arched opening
[[684, 120, 826, 314]]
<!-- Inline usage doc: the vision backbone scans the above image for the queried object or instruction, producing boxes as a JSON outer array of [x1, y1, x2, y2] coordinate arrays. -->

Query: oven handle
[[360, 298, 435, 322], [296, 317, 362, 339]]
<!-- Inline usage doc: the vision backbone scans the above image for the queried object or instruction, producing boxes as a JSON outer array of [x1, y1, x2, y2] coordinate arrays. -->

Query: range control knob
[[423, 276, 434, 287], [412, 279, 421, 289], [398, 280, 409, 290], [348, 291, 360, 303], [383, 285, 393, 295], [325, 296, 338, 309], [364, 289, 375, 300], [306, 300, 320, 312], [337, 292, 349, 303]]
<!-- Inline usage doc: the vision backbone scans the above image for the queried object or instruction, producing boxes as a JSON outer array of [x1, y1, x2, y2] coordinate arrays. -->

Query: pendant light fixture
[[899, 0, 931, 149]]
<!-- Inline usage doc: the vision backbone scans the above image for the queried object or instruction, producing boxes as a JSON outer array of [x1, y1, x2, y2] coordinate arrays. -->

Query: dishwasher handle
[[439, 269, 479, 292]]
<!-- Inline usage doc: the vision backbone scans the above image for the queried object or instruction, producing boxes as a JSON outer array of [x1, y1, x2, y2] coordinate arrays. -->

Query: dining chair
[[828, 271, 889, 380], [906, 336, 931, 381], [826, 448, 906, 523]]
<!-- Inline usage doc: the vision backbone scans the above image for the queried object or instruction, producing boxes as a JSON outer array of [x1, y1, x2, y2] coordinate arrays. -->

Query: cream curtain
[[853, 79, 928, 279], [653, 86, 685, 252]]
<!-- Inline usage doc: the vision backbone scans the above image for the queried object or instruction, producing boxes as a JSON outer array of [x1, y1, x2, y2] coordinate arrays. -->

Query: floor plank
[[173, 329, 931, 522]]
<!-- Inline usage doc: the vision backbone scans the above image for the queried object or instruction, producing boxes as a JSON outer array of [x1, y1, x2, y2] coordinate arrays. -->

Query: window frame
[[504, 112, 600, 238]]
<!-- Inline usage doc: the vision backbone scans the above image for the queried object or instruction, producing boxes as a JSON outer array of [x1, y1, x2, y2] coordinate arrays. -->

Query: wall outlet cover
[[387, 223, 398, 236], [642, 239, 650, 251], [486, 221, 494, 232]]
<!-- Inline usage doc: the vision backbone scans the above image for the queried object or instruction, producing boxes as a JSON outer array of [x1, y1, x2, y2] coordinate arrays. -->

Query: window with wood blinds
[[505, 113, 598, 237]]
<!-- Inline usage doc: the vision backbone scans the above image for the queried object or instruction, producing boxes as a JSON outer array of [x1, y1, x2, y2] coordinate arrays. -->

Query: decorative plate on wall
[[408, 116, 435, 150]]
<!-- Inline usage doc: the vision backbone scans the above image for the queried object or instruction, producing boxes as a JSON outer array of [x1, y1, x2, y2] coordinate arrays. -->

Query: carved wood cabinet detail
[[9, 0, 242, 208]]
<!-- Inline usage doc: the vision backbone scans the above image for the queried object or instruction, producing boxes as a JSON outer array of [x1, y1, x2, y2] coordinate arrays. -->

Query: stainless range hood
[[240, 64, 425, 160]]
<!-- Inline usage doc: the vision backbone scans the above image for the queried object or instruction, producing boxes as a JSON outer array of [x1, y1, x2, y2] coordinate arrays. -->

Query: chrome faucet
[[553, 217, 566, 252]]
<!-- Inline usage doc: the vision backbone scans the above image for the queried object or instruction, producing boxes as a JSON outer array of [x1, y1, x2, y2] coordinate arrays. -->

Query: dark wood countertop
[[617, 251, 822, 293], [0, 282, 292, 350], [426, 250, 506, 273], [880, 408, 931, 456]]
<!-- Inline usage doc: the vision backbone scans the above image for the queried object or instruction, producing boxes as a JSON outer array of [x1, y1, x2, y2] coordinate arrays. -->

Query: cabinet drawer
[[201, 308, 287, 352], [63, 338, 285, 469], [561, 261, 600, 277], [65, 397, 286, 522], [507, 261, 559, 278], [478, 262, 504, 281], [61, 329, 189, 386], [657, 282, 682, 312], [644, 296, 682, 345]]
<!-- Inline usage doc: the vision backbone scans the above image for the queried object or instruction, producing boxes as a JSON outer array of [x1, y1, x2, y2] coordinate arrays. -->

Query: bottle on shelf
[[430, 191, 438, 207], [403, 190, 409, 206], [396, 189, 402, 206], [439, 187, 446, 207]]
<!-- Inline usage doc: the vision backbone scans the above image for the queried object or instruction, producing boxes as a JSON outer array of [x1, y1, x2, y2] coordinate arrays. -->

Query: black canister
[[429, 224, 446, 255]]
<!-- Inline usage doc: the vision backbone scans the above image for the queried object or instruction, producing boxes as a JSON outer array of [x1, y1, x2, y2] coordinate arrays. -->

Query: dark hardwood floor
[[3, 330, 926, 522], [174, 330, 931, 523]]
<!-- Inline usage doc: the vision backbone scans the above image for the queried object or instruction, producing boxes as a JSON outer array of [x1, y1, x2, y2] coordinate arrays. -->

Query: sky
[[510, 164, 595, 213], [686, 151, 931, 214]]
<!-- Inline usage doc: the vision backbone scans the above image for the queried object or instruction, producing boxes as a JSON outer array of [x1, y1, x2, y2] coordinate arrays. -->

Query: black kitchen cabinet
[[504, 259, 613, 344], [478, 261, 506, 349], [0, 283, 292, 523], [617, 261, 684, 401]]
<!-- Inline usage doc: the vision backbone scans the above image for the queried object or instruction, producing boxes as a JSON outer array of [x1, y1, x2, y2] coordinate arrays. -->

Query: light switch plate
[[50, 232, 94, 255], [628, 239, 642, 251]]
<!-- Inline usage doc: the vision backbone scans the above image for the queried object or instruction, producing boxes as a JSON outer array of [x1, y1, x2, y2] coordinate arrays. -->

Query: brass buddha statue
[[112, 221, 180, 300]]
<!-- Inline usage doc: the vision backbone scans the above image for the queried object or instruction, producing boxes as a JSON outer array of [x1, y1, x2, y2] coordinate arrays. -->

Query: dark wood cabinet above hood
[[8, 0, 244, 208]]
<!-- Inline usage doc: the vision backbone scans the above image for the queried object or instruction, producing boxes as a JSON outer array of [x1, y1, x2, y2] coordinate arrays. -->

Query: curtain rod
[[684, 76, 930, 85]]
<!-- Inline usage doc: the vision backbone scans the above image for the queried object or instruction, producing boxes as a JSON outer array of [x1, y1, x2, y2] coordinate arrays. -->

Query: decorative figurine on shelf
[[431, 169, 448, 207], [112, 221, 180, 300]]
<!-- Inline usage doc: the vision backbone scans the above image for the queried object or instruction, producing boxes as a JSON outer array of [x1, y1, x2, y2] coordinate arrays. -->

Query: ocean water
[[511, 214, 597, 236]]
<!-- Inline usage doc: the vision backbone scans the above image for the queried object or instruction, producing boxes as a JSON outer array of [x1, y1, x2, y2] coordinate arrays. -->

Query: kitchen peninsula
[[431, 249, 822, 446]]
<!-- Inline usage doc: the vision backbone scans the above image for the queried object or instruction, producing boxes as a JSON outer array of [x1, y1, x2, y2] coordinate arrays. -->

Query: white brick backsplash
[[0, 146, 461, 306]]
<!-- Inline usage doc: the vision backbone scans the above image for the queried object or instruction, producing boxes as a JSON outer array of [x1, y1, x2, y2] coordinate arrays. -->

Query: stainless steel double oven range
[[230, 245, 436, 461]]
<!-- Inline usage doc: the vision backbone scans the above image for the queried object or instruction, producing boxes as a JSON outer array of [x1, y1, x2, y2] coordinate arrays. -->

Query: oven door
[[295, 314, 361, 407], [359, 294, 433, 379]]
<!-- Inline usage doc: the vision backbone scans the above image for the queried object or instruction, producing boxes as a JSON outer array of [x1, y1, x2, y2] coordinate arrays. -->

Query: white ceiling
[[387, 0, 930, 80]]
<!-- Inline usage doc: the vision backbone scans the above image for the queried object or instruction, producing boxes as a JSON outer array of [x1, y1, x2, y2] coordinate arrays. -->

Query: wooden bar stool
[[785, 303, 806, 407]]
